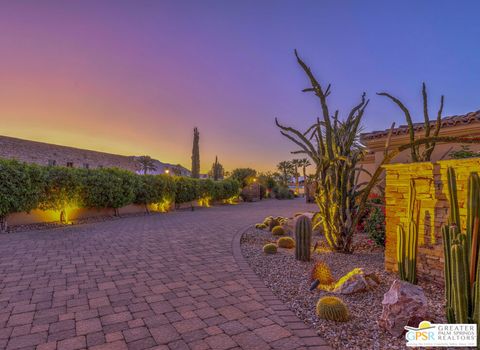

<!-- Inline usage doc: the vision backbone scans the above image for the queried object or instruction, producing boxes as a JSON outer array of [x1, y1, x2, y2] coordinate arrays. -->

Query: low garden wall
[[384, 157, 480, 283]]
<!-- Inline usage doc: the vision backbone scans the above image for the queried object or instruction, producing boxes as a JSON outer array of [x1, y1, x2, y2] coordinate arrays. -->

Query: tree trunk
[[114, 208, 120, 217], [0, 216, 7, 233], [60, 210, 68, 224]]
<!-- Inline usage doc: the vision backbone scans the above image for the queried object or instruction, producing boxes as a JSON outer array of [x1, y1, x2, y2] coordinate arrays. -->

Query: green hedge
[[0, 159, 240, 226]]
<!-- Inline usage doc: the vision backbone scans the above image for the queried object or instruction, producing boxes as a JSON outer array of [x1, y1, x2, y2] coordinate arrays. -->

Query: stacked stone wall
[[384, 158, 480, 283]]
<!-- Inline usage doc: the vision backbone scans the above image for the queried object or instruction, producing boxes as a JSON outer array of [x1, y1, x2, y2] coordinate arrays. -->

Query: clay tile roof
[[361, 110, 480, 141]]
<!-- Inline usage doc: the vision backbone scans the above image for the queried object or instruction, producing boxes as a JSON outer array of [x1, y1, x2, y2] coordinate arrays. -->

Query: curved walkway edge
[[232, 225, 332, 350]]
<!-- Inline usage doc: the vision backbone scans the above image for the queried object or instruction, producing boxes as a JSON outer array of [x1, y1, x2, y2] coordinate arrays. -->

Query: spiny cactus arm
[[470, 218, 479, 286], [377, 91, 418, 162], [423, 94, 445, 161], [294, 49, 334, 159], [422, 83, 430, 138], [442, 225, 453, 322], [275, 118, 319, 162], [452, 242, 468, 323]]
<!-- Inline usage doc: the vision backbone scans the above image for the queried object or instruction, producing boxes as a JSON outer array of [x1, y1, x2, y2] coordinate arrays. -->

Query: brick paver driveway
[[0, 199, 331, 350]]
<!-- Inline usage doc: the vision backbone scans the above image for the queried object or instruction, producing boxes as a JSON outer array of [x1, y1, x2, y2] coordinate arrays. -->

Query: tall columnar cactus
[[443, 168, 480, 331], [397, 179, 420, 284], [447, 167, 460, 227], [191, 127, 200, 179], [295, 215, 312, 261]]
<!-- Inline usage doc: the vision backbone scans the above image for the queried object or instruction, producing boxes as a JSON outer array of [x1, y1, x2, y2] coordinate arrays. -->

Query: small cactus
[[310, 261, 335, 287], [277, 237, 294, 249], [255, 223, 267, 230], [263, 243, 277, 254], [272, 226, 285, 236], [295, 215, 312, 261], [316, 296, 349, 322]]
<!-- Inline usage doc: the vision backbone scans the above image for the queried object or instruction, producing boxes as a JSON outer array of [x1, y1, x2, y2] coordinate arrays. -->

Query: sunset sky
[[1, 1, 480, 172]]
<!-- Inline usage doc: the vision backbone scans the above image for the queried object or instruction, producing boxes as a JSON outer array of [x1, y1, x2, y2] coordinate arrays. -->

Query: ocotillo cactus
[[397, 179, 420, 284], [295, 215, 312, 261], [443, 168, 480, 331]]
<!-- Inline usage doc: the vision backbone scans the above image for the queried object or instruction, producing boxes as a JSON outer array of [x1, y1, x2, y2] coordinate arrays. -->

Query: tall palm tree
[[291, 159, 302, 194], [137, 155, 157, 175], [276, 161, 294, 186], [298, 158, 311, 196]]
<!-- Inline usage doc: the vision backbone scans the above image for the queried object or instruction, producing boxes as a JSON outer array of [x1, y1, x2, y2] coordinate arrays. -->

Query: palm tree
[[291, 159, 302, 194], [137, 156, 157, 175], [277, 161, 294, 186], [298, 158, 311, 195]]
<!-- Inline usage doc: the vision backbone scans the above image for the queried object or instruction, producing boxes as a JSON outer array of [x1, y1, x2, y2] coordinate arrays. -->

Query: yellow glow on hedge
[[198, 196, 212, 207]]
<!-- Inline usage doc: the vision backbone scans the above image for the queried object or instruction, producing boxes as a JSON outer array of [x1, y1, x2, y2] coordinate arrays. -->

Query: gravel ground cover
[[241, 226, 446, 350]]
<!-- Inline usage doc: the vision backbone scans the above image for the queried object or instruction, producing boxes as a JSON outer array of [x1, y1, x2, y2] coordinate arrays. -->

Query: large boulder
[[333, 268, 380, 294], [378, 280, 428, 337]]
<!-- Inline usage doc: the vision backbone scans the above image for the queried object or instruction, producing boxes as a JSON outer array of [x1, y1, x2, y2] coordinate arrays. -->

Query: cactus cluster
[[277, 236, 294, 249], [263, 243, 277, 254], [442, 168, 480, 327], [272, 226, 285, 236], [310, 261, 335, 288], [295, 215, 312, 261], [397, 179, 420, 284], [255, 223, 267, 230], [316, 296, 349, 322]]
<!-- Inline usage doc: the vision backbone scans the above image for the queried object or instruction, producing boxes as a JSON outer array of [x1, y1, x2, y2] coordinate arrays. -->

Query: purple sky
[[1, 1, 479, 172]]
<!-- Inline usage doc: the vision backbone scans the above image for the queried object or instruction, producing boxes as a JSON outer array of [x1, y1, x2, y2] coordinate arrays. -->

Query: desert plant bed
[[240, 226, 445, 350]]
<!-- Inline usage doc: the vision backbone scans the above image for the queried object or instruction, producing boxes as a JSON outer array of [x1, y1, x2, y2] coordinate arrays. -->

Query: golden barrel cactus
[[316, 296, 349, 322]]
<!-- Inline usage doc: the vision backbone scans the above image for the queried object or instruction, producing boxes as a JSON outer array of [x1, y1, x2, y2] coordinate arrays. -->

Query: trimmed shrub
[[263, 243, 277, 254], [174, 177, 198, 204], [0, 159, 44, 231], [38, 166, 82, 222], [277, 236, 294, 249], [79, 168, 137, 214], [272, 226, 285, 236], [134, 174, 175, 212]]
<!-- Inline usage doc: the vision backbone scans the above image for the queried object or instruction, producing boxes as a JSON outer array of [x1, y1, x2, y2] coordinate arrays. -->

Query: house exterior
[[134, 157, 191, 176], [358, 110, 480, 186]]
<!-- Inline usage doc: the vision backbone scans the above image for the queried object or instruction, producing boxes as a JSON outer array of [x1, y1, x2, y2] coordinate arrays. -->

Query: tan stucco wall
[[358, 123, 480, 189], [384, 158, 480, 283]]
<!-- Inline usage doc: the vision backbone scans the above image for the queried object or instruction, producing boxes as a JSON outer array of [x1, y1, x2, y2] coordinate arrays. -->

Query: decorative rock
[[333, 268, 379, 294], [378, 280, 428, 337]]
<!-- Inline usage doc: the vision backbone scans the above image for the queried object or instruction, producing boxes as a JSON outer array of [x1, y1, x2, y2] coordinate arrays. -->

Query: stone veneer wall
[[0, 135, 139, 172], [384, 158, 480, 283]]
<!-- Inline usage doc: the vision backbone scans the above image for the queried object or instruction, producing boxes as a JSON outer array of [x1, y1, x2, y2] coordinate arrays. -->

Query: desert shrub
[[263, 243, 277, 254], [271, 225, 285, 236], [79, 168, 137, 211], [0, 159, 44, 229], [230, 168, 256, 187], [277, 236, 294, 248], [273, 185, 294, 199], [362, 194, 386, 247], [364, 206, 386, 247]]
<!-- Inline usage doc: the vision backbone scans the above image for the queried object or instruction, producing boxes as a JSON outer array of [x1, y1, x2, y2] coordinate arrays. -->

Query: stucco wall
[[384, 157, 480, 283]]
